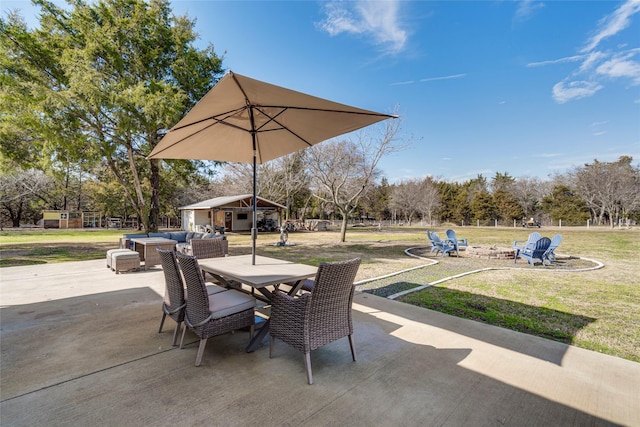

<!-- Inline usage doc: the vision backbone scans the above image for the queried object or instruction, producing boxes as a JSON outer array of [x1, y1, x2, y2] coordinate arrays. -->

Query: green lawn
[[1, 225, 638, 362]]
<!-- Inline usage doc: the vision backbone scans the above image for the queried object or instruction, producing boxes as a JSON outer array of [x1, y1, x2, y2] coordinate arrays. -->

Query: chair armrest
[[272, 290, 310, 308], [270, 291, 310, 332]]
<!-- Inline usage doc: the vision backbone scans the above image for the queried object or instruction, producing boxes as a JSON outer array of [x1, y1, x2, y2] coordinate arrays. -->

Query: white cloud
[[390, 80, 416, 86], [390, 73, 466, 86], [534, 0, 640, 103], [419, 73, 466, 83], [515, 0, 545, 21], [527, 55, 584, 67], [317, 0, 408, 55], [595, 51, 640, 84], [552, 80, 603, 104], [581, 0, 640, 53]]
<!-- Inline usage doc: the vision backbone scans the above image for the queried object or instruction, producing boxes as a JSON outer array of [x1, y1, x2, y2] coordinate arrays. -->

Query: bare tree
[[0, 168, 52, 227], [391, 176, 440, 225], [416, 176, 441, 225], [215, 152, 311, 219], [306, 118, 402, 242], [512, 176, 550, 219], [391, 179, 421, 225], [572, 156, 640, 227]]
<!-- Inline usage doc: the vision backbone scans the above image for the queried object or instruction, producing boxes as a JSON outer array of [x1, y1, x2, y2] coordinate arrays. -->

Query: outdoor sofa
[[120, 231, 225, 250]]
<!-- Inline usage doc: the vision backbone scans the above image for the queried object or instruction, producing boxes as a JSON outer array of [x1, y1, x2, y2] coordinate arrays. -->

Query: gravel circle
[[356, 246, 601, 298]]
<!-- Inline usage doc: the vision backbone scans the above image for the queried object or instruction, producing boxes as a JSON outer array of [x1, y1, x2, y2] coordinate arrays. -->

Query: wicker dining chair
[[157, 248, 228, 346], [157, 248, 187, 346], [190, 238, 228, 259], [176, 252, 256, 367], [269, 258, 361, 384]]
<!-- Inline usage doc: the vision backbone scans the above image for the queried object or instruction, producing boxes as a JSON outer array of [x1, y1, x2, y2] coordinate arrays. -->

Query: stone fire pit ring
[[465, 246, 516, 260]]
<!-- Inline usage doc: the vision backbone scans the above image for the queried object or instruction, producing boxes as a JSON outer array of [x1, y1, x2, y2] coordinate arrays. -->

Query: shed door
[[225, 211, 232, 231]]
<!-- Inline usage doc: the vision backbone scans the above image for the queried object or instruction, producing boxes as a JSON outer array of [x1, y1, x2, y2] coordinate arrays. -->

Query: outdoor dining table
[[130, 237, 177, 270], [198, 254, 318, 352]]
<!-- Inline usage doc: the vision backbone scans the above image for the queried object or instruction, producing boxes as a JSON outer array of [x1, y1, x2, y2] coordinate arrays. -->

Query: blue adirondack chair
[[513, 232, 541, 257], [426, 230, 438, 254], [430, 232, 455, 257], [516, 236, 551, 266], [427, 230, 442, 255], [445, 229, 468, 258], [542, 234, 562, 265]]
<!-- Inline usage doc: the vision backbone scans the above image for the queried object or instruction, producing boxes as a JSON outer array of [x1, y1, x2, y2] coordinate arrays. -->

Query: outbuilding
[[179, 194, 285, 233]]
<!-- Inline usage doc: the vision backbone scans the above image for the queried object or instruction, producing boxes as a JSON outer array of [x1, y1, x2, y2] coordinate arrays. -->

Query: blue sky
[[4, 0, 640, 183]]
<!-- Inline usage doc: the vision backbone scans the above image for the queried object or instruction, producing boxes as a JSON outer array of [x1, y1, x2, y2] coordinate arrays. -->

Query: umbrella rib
[[149, 121, 219, 157], [252, 106, 314, 148], [171, 106, 251, 133], [258, 104, 396, 119]]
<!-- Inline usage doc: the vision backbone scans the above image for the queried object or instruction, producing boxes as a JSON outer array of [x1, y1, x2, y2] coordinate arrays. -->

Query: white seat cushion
[[185, 284, 227, 300], [112, 252, 140, 259], [209, 289, 255, 319], [206, 284, 227, 295]]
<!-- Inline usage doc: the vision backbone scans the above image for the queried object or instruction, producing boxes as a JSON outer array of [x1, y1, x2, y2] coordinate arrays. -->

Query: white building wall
[[194, 210, 210, 230], [181, 210, 195, 231], [234, 212, 253, 231]]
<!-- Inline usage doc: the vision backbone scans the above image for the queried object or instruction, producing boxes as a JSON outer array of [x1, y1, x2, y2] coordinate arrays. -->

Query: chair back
[[426, 230, 435, 244], [308, 258, 361, 340], [176, 253, 211, 327], [530, 237, 551, 257], [527, 232, 542, 244], [190, 237, 228, 259], [446, 229, 458, 245], [157, 248, 185, 322], [548, 234, 562, 250]]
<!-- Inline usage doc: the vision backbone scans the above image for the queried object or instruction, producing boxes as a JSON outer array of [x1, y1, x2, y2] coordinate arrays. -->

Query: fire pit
[[466, 246, 516, 260]]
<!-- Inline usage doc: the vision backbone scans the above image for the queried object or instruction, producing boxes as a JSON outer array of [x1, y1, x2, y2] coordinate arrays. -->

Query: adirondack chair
[[542, 234, 562, 265], [516, 236, 551, 266], [445, 229, 468, 258], [429, 231, 455, 257], [426, 230, 439, 254], [513, 232, 541, 257]]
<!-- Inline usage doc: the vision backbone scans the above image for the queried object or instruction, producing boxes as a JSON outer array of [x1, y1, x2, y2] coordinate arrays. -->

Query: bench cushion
[[112, 251, 140, 260]]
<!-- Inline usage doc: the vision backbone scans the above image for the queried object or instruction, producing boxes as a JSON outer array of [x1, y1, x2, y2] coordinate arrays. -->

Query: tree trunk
[[149, 158, 160, 233], [340, 216, 348, 242]]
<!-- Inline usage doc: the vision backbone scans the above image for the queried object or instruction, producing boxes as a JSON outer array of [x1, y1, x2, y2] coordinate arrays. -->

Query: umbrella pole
[[252, 151, 257, 265], [250, 100, 257, 265]]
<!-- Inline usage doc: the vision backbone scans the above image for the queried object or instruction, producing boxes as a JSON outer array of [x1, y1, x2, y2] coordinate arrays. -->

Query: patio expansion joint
[[0, 345, 179, 404]]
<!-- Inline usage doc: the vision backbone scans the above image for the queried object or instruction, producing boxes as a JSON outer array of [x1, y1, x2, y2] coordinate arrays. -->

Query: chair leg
[[348, 335, 357, 361], [158, 313, 167, 333], [171, 321, 182, 347], [179, 324, 188, 349], [304, 352, 313, 385], [195, 338, 208, 367], [269, 335, 275, 358]]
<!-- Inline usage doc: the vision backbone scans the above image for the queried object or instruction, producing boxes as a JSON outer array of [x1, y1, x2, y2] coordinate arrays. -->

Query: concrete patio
[[1, 259, 638, 426]]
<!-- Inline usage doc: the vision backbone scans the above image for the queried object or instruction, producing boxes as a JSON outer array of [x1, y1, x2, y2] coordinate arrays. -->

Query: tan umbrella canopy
[[148, 71, 396, 263]]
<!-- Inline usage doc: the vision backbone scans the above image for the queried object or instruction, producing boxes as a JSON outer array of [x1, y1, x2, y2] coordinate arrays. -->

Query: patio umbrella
[[148, 71, 396, 264]]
